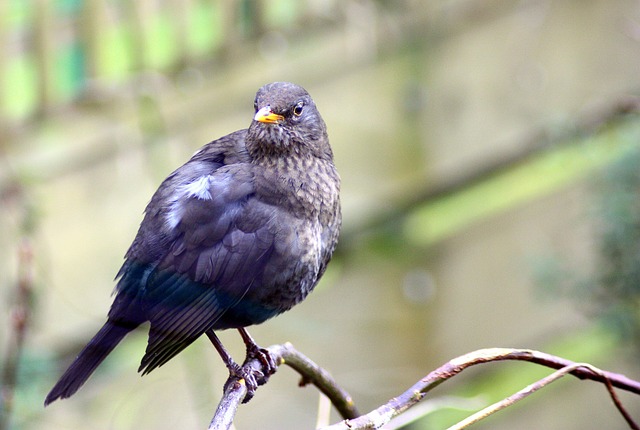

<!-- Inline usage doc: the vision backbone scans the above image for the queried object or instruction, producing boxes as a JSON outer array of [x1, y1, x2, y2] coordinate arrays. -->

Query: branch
[[320, 348, 640, 430], [0, 239, 35, 430], [208, 342, 359, 430], [446, 362, 620, 430]]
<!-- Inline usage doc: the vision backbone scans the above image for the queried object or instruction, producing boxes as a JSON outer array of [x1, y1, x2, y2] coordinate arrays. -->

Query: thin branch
[[0, 239, 35, 430], [592, 365, 640, 430], [208, 379, 247, 430], [447, 362, 597, 430], [271, 343, 359, 419], [316, 393, 332, 429], [320, 348, 640, 430], [208, 342, 359, 430], [383, 395, 486, 430]]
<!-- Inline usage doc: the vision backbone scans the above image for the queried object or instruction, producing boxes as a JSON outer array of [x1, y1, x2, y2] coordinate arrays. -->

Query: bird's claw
[[246, 344, 277, 376], [224, 361, 260, 403], [225, 347, 278, 403]]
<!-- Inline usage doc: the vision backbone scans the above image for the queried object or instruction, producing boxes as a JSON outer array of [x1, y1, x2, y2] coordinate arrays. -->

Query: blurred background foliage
[[1, 0, 640, 429]]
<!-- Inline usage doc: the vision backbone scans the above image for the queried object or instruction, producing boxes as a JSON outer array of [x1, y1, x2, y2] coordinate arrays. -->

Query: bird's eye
[[293, 102, 304, 116], [253, 100, 259, 112]]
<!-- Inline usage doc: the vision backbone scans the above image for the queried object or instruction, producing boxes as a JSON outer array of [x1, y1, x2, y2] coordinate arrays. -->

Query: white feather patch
[[165, 175, 213, 230], [165, 204, 183, 230], [180, 175, 213, 200]]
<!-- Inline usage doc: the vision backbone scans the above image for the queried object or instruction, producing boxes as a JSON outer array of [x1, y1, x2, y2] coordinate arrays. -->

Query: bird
[[45, 81, 341, 406]]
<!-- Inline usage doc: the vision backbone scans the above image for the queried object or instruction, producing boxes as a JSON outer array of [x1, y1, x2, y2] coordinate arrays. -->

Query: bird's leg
[[206, 330, 260, 402], [238, 328, 277, 376], [206, 330, 240, 372]]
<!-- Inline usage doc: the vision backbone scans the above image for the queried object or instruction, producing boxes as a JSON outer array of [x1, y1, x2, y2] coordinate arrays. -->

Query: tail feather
[[44, 321, 132, 406]]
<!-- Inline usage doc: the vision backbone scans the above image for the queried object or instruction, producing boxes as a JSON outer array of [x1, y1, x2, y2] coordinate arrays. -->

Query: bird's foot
[[220, 349, 277, 403], [224, 361, 264, 403], [229, 328, 280, 402], [245, 342, 277, 377], [231, 345, 277, 403], [238, 327, 278, 377]]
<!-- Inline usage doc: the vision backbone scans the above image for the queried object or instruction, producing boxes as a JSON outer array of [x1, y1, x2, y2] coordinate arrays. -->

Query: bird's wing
[[136, 165, 282, 374]]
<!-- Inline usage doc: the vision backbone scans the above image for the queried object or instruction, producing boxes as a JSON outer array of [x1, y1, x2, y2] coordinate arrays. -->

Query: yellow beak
[[254, 106, 284, 124]]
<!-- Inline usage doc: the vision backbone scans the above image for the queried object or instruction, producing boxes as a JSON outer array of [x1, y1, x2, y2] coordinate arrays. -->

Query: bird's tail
[[44, 321, 132, 406]]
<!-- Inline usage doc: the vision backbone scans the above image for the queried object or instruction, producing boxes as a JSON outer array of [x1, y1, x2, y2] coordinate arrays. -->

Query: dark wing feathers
[[140, 273, 223, 374], [138, 233, 275, 373], [132, 163, 280, 374]]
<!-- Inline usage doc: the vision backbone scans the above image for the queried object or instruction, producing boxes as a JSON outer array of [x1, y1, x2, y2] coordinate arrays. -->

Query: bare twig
[[383, 395, 486, 430], [208, 342, 359, 430], [447, 362, 597, 430], [0, 239, 35, 430], [208, 379, 247, 430], [316, 393, 332, 429], [593, 366, 640, 430], [320, 348, 640, 430]]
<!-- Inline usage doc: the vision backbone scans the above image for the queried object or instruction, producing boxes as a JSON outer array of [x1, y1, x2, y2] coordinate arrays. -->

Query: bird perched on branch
[[45, 82, 341, 405]]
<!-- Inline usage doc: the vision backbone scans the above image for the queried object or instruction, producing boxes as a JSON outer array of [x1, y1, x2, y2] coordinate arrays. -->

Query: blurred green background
[[1, 0, 640, 429]]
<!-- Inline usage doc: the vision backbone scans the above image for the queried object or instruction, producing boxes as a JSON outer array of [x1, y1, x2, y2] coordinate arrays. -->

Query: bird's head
[[247, 82, 331, 160]]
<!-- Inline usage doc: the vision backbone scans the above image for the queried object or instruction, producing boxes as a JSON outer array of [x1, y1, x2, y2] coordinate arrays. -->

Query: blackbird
[[45, 82, 341, 405]]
